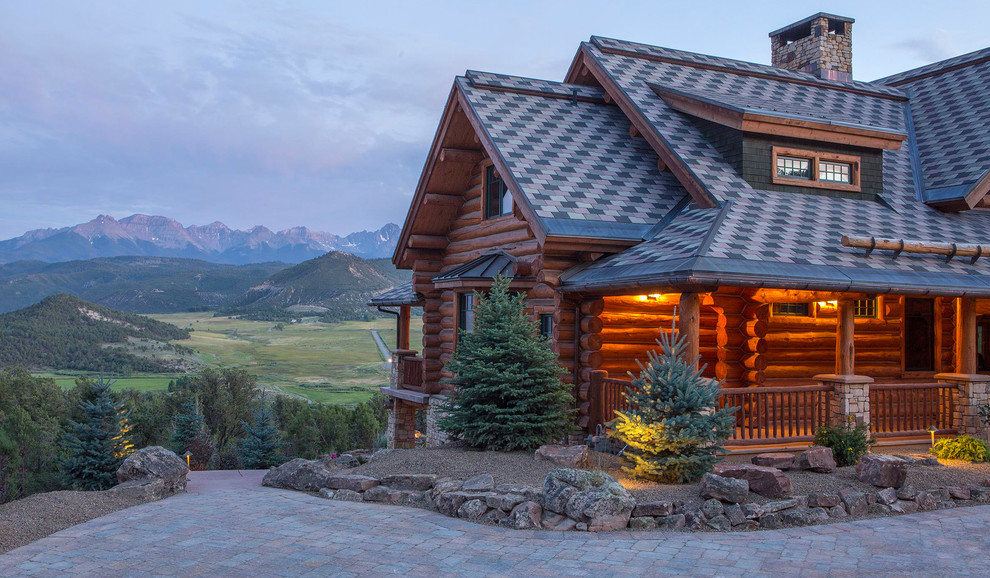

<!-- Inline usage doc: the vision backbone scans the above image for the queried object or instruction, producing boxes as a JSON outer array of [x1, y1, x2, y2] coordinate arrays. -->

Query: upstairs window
[[854, 297, 878, 319], [772, 302, 810, 317], [458, 293, 474, 333], [772, 146, 861, 192], [484, 164, 512, 219], [539, 314, 553, 341]]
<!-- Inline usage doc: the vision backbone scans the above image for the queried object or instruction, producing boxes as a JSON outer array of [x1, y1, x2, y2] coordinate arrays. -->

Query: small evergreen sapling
[[238, 395, 286, 469], [63, 375, 134, 490], [439, 275, 574, 451], [611, 319, 736, 483]]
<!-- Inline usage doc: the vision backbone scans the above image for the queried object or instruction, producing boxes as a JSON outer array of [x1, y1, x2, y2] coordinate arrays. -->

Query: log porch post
[[397, 305, 411, 350], [836, 298, 855, 375], [679, 292, 700, 369], [955, 297, 977, 374]]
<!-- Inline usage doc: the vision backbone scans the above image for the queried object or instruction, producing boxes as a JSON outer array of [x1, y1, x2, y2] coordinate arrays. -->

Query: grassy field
[[39, 373, 183, 392], [41, 312, 424, 405]]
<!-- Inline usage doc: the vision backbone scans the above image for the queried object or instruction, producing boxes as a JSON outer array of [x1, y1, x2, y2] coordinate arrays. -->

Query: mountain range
[[0, 214, 400, 265]]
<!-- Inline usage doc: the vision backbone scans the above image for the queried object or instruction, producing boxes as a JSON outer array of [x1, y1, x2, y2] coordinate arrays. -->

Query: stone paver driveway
[[1, 471, 986, 576]]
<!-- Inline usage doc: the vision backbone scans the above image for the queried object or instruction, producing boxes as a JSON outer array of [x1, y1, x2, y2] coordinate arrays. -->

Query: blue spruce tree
[[63, 376, 134, 490], [237, 396, 285, 469]]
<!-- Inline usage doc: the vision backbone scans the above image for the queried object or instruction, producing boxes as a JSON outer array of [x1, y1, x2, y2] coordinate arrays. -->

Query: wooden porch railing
[[589, 371, 833, 445], [398, 356, 442, 394], [869, 382, 957, 438]]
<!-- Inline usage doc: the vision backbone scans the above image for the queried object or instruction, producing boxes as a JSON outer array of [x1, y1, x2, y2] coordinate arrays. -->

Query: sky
[[0, 1, 987, 240]]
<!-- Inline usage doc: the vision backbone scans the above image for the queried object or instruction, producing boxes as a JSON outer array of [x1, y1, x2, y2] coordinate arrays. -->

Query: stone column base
[[815, 374, 873, 426], [425, 395, 451, 448], [935, 373, 990, 441]]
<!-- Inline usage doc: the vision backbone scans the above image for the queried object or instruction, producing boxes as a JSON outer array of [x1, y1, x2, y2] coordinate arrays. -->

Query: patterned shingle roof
[[458, 73, 687, 239], [367, 282, 422, 307]]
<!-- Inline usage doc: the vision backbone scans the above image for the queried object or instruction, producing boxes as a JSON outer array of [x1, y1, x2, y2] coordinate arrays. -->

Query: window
[[484, 164, 512, 219], [458, 293, 474, 333], [539, 314, 553, 341], [772, 302, 810, 317], [854, 297, 878, 319], [771, 147, 861, 192]]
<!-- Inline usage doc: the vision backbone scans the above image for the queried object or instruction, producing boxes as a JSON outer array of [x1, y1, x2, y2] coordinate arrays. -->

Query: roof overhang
[[924, 169, 990, 212], [367, 282, 424, 307], [650, 84, 907, 150]]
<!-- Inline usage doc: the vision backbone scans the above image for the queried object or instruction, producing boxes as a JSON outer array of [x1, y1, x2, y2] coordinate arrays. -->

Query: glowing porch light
[[638, 294, 664, 302]]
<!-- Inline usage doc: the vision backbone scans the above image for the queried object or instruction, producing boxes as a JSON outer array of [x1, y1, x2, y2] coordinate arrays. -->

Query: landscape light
[[184, 451, 191, 468], [928, 425, 937, 447]]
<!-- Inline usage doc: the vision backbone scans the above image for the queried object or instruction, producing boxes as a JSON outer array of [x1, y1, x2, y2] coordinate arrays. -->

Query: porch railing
[[588, 371, 832, 446], [869, 382, 957, 438]]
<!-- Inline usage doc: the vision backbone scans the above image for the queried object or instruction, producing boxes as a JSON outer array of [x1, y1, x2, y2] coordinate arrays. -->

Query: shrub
[[610, 321, 737, 483], [813, 419, 875, 467], [439, 275, 574, 451], [930, 435, 990, 462]]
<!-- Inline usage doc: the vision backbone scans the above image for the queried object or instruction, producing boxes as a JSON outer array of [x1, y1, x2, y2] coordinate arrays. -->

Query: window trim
[[457, 292, 475, 335], [538, 313, 553, 342], [483, 163, 512, 220], [771, 146, 862, 193], [772, 302, 811, 317]]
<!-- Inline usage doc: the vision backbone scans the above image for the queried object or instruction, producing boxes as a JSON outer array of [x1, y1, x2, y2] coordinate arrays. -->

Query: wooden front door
[[978, 316, 990, 371], [904, 298, 935, 372]]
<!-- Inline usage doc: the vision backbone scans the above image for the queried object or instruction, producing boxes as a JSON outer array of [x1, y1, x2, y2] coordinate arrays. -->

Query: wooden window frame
[[853, 297, 880, 319], [483, 163, 512, 220], [771, 302, 811, 317], [771, 146, 862, 193], [538, 313, 553, 342], [457, 292, 475, 336]]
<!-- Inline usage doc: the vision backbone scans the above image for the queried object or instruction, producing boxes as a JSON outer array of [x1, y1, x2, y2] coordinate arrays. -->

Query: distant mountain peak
[[0, 215, 401, 265]]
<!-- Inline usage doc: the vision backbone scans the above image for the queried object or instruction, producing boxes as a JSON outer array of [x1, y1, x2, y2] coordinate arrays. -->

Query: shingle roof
[[367, 283, 422, 307], [432, 252, 516, 282]]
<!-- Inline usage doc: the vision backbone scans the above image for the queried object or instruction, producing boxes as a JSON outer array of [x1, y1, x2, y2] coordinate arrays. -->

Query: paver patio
[[0, 471, 985, 576]]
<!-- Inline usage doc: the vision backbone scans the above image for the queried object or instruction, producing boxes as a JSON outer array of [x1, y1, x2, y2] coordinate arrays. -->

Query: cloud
[[892, 29, 959, 64]]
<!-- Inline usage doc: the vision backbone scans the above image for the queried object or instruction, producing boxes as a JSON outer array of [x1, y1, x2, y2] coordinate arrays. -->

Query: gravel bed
[[0, 490, 146, 554], [351, 446, 990, 508]]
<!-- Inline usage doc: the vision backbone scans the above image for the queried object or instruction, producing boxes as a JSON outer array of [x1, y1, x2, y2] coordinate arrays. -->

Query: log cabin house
[[370, 13, 990, 449]]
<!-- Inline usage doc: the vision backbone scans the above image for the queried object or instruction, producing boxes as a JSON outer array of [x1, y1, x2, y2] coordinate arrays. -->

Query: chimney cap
[[769, 12, 854, 38]]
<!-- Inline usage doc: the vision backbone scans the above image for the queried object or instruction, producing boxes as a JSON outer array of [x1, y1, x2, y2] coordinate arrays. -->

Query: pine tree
[[170, 398, 213, 470], [439, 275, 574, 451], [237, 395, 285, 469], [611, 318, 737, 483], [63, 375, 134, 490]]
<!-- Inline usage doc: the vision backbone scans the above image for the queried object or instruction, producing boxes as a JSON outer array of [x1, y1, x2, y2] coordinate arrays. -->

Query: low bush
[[930, 435, 990, 462], [813, 419, 875, 467]]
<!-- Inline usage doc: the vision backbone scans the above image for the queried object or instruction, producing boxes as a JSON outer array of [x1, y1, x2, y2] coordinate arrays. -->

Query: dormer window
[[772, 147, 861, 192], [484, 164, 513, 219]]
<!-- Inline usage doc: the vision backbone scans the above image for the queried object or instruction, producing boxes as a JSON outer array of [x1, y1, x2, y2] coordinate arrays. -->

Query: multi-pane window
[[458, 293, 474, 333], [854, 297, 878, 318], [819, 161, 852, 184], [484, 165, 512, 219], [771, 147, 861, 192], [776, 156, 811, 180], [772, 302, 810, 317], [539, 314, 553, 341]]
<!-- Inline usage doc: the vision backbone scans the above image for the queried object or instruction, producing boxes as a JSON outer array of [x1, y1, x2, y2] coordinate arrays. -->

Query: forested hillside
[[0, 294, 190, 373]]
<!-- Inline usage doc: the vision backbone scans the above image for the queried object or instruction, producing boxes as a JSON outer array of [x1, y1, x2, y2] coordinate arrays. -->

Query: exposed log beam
[[408, 234, 448, 250], [749, 289, 868, 303], [842, 235, 990, 260], [423, 193, 464, 207], [439, 147, 483, 164]]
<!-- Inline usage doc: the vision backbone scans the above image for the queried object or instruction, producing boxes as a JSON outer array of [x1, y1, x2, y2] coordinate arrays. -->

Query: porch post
[[836, 298, 855, 375], [955, 297, 977, 374], [679, 292, 700, 370], [398, 305, 411, 350], [935, 373, 990, 441], [816, 374, 873, 426]]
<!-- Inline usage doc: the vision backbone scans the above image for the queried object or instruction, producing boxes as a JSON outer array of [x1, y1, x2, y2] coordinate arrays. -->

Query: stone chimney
[[770, 13, 854, 82]]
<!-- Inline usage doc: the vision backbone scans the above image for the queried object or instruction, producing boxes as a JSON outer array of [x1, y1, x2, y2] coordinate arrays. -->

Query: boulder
[[762, 498, 799, 513], [807, 507, 829, 524], [706, 515, 731, 531], [869, 503, 892, 515], [724, 504, 745, 526], [331, 489, 363, 502], [699, 473, 749, 504], [713, 463, 791, 499], [436, 491, 491, 517], [481, 509, 508, 526], [317, 488, 335, 500], [494, 484, 541, 501], [972, 487, 990, 503], [877, 487, 898, 505], [839, 489, 868, 516], [116, 446, 188, 496], [780, 507, 811, 527], [326, 475, 379, 492], [542, 468, 635, 532], [263, 458, 334, 492], [759, 513, 782, 529], [632, 501, 675, 517], [890, 500, 919, 514], [462, 474, 495, 492], [915, 491, 938, 512], [107, 478, 167, 502], [381, 474, 437, 491], [575, 522, 588, 531], [741, 503, 764, 519], [684, 511, 706, 530], [896, 486, 917, 500], [457, 499, 490, 520], [795, 447, 837, 473], [535, 445, 589, 468], [486, 493, 526, 512], [856, 454, 907, 488], [363, 486, 422, 505], [629, 517, 658, 530], [946, 486, 971, 500], [657, 514, 686, 530], [828, 505, 847, 518], [506, 501, 542, 530], [751, 453, 795, 470], [701, 498, 724, 519], [540, 511, 576, 531], [807, 493, 841, 508], [430, 479, 463, 501]]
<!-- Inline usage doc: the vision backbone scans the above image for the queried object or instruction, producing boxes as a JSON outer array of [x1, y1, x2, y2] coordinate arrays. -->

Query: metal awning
[[367, 282, 423, 307], [432, 251, 517, 282]]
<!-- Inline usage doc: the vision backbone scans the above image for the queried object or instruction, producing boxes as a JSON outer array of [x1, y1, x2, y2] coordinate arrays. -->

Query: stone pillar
[[390, 349, 418, 389], [935, 373, 990, 441], [392, 400, 418, 449], [816, 374, 873, 426], [385, 400, 397, 449], [425, 394, 451, 448]]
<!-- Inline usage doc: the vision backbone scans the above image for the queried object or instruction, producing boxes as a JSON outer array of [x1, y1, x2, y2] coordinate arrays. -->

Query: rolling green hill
[[0, 256, 289, 313], [0, 294, 191, 373], [234, 252, 411, 322]]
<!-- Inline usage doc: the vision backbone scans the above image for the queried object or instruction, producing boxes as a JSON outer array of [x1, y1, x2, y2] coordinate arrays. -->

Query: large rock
[[535, 445, 589, 468], [505, 501, 542, 530], [795, 447, 837, 473], [435, 491, 492, 517], [751, 453, 795, 470], [263, 458, 334, 492], [856, 455, 907, 488], [107, 479, 167, 501], [116, 446, 188, 496], [381, 474, 437, 491], [457, 499, 490, 520], [632, 501, 674, 517], [462, 474, 495, 492], [699, 473, 749, 503], [542, 468, 635, 532], [326, 475, 379, 492], [839, 488, 868, 516], [713, 463, 792, 499]]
